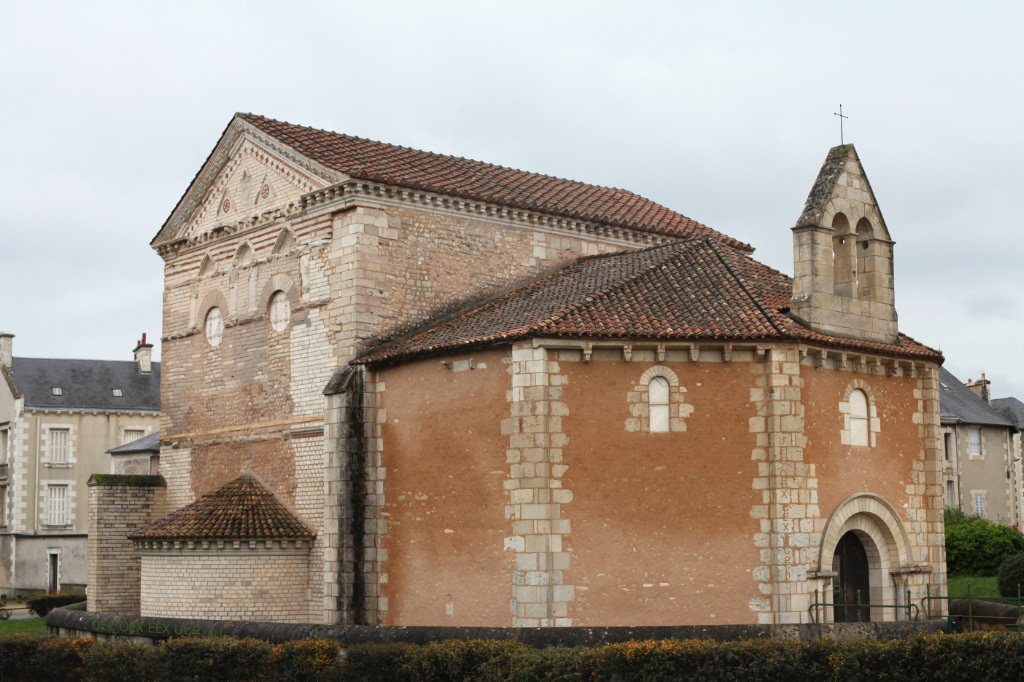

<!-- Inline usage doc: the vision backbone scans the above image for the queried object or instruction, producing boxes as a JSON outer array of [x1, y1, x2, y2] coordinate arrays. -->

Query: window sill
[[41, 525, 73, 531], [43, 463, 74, 468]]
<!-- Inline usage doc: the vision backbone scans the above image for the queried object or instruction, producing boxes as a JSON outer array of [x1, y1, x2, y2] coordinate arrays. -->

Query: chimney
[[0, 332, 12, 369], [134, 333, 153, 374], [967, 373, 992, 405]]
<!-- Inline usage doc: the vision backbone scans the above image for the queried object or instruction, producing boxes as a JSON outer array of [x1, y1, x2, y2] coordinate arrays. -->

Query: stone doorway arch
[[816, 493, 912, 622]]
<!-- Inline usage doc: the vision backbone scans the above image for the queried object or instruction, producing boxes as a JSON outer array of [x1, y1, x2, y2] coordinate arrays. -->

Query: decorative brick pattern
[[504, 343, 574, 627]]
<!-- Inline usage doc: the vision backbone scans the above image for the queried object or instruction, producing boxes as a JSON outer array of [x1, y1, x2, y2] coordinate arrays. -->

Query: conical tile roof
[[130, 475, 314, 541]]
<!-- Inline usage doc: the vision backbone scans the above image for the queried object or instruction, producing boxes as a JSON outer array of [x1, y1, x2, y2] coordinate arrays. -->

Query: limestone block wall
[[87, 476, 166, 617], [322, 204, 628, 367], [137, 541, 313, 622]]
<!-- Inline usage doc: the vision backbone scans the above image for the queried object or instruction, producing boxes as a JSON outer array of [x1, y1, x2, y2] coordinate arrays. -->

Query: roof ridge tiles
[[235, 113, 750, 250], [703, 240, 788, 338], [537, 239, 709, 332]]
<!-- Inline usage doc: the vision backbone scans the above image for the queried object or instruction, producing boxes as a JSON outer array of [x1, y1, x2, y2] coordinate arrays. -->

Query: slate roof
[[993, 397, 1024, 430], [235, 114, 751, 251], [10, 358, 160, 412], [939, 367, 1014, 427], [130, 474, 314, 541], [356, 237, 941, 365], [107, 431, 160, 455]]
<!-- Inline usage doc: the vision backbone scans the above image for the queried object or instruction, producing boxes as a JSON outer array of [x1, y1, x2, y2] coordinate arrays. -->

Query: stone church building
[[89, 114, 945, 627]]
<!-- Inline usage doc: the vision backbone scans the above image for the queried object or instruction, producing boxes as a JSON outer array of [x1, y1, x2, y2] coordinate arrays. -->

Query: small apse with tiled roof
[[88, 115, 946, 629]]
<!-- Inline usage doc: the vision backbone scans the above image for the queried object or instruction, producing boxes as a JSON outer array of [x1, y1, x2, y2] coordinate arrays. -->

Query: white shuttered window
[[50, 428, 69, 464], [47, 485, 68, 526]]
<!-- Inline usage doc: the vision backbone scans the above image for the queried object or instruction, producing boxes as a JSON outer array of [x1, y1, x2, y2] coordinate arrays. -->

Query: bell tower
[[789, 145, 898, 344]]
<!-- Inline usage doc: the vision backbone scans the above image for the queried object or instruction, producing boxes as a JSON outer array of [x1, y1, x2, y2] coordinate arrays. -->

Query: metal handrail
[[921, 582, 1022, 631], [808, 588, 918, 623]]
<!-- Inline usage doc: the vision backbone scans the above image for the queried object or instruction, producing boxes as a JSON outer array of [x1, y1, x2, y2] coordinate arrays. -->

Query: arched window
[[849, 389, 869, 446], [649, 377, 670, 432], [269, 291, 291, 332]]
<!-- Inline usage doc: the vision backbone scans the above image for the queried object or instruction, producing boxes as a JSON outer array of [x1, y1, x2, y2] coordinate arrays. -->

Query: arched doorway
[[832, 531, 870, 622], [817, 494, 915, 623]]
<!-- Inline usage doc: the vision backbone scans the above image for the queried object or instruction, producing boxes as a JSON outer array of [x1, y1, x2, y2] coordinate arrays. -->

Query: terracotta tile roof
[[237, 114, 751, 251], [355, 238, 941, 365], [129, 475, 314, 541]]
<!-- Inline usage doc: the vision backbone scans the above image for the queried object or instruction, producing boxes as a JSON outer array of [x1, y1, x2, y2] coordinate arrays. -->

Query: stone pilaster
[[748, 346, 819, 624], [504, 343, 573, 626], [909, 365, 946, 612]]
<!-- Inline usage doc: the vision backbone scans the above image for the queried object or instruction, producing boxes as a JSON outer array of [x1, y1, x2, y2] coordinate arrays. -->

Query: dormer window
[[112, 389, 123, 398], [51, 387, 63, 396]]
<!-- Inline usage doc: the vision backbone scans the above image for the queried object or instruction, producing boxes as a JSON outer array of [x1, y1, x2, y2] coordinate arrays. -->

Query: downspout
[[33, 416, 41, 534], [347, 367, 367, 624]]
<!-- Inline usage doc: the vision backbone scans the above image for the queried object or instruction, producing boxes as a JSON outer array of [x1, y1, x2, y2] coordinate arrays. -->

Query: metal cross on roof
[[834, 104, 849, 145]]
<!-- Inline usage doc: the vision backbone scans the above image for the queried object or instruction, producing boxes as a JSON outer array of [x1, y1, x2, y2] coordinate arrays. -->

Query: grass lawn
[[947, 575, 1001, 599], [0, 617, 46, 636]]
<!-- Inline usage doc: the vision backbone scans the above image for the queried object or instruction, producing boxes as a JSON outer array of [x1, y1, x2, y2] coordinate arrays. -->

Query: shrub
[[944, 513, 1024, 576], [0, 633, 92, 681], [5, 632, 1024, 682], [82, 641, 156, 682], [997, 553, 1024, 598], [26, 592, 86, 617], [155, 637, 271, 682], [268, 639, 344, 682]]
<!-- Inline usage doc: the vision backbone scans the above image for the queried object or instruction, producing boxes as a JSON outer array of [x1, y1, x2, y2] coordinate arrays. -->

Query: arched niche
[[233, 241, 254, 267]]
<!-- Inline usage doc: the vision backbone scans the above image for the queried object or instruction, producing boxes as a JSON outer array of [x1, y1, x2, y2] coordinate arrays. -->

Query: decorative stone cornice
[[156, 203, 306, 261], [301, 179, 674, 248], [153, 116, 340, 253], [134, 538, 312, 552]]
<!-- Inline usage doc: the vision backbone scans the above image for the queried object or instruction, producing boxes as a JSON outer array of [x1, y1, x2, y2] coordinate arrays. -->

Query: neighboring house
[[992, 393, 1024, 523], [107, 431, 161, 475], [91, 117, 945, 628], [0, 334, 159, 598], [938, 368, 1021, 525]]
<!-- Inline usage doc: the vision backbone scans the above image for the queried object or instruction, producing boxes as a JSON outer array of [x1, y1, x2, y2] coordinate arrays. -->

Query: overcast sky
[[1, 1, 1022, 399]]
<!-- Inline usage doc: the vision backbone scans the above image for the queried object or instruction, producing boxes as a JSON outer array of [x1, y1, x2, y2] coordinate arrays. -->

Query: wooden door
[[832, 531, 870, 622], [48, 554, 58, 593]]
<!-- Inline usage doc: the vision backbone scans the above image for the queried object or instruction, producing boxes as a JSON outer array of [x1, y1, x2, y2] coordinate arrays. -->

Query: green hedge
[[944, 507, 1024, 576], [3, 633, 1024, 682], [26, 592, 86, 617]]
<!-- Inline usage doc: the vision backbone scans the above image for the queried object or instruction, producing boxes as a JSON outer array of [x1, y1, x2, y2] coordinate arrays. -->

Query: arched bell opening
[[831, 213, 856, 297]]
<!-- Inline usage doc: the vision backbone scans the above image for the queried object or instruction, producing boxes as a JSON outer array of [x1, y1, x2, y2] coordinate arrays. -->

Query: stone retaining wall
[[47, 603, 946, 647]]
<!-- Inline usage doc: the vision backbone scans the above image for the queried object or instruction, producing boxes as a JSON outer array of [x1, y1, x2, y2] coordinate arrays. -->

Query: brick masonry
[[87, 476, 166, 617], [137, 541, 313, 623], [150, 131, 639, 625]]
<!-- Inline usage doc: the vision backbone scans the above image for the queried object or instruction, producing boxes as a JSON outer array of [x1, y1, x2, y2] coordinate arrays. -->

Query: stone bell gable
[[789, 145, 898, 344]]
